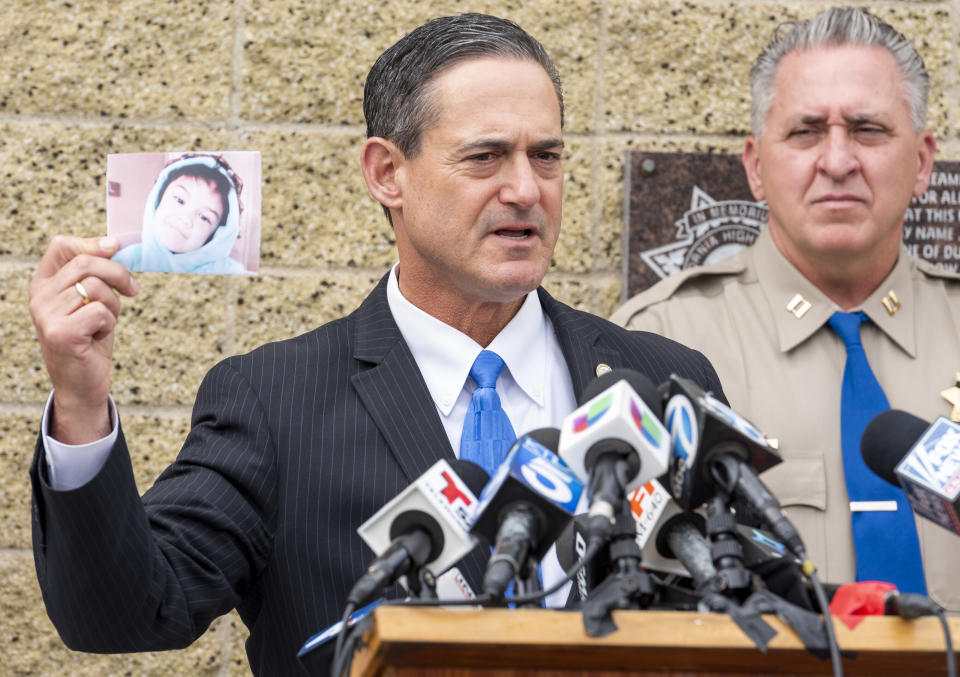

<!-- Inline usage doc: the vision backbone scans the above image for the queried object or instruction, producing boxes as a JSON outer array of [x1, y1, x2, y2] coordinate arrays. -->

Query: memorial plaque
[[624, 152, 960, 299]]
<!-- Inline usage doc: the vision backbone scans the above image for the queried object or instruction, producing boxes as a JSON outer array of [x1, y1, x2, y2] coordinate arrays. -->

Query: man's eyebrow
[[455, 137, 564, 154], [795, 113, 885, 125], [845, 113, 885, 125], [529, 137, 564, 152], [455, 138, 511, 154]]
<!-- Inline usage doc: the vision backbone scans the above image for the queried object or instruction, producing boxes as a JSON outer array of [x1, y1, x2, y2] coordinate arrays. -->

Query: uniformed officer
[[613, 7, 960, 611]]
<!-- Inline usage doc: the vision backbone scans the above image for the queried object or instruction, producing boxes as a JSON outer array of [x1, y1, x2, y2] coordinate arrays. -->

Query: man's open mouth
[[494, 227, 533, 239]]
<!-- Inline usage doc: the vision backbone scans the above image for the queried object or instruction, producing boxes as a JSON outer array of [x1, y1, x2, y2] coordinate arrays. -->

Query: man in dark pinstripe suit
[[28, 14, 725, 675]]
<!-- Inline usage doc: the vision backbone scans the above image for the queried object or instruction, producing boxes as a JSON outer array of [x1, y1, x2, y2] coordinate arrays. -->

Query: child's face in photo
[[154, 175, 225, 253]]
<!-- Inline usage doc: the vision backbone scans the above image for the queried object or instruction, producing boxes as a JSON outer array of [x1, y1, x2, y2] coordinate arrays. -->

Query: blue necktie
[[828, 311, 926, 593], [459, 350, 517, 477]]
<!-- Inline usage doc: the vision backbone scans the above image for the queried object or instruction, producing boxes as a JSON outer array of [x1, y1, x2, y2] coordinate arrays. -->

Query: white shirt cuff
[[41, 392, 119, 491]]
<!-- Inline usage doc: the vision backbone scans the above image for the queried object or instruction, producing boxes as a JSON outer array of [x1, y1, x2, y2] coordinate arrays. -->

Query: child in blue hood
[[113, 154, 251, 274]]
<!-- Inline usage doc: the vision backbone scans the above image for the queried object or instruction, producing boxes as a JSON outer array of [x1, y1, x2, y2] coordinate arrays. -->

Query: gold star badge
[[940, 372, 960, 422]]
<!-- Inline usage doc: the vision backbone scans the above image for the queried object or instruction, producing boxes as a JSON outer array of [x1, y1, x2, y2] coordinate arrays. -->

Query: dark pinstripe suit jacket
[[30, 274, 724, 676]]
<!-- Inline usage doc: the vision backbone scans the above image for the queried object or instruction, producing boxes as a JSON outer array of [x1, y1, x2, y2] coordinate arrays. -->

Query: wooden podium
[[350, 607, 957, 676]]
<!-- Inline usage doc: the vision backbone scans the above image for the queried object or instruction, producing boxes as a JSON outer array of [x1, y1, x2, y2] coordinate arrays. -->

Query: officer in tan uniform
[[612, 7, 960, 611]]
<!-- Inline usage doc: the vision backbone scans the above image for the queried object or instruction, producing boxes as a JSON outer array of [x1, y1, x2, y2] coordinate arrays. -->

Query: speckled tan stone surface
[[0, 413, 39, 549], [555, 138, 597, 273], [233, 270, 384, 354], [604, 1, 775, 135], [0, 1, 234, 120], [2, 269, 50, 404], [242, 0, 601, 133], [236, 130, 395, 268], [111, 272, 230, 406], [0, 409, 195, 550], [2, 2, 957, 674], [603, 2, 951, 138]]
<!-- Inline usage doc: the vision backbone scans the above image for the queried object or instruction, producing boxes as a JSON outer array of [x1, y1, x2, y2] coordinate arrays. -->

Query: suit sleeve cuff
[[41, 392, 119, 491]]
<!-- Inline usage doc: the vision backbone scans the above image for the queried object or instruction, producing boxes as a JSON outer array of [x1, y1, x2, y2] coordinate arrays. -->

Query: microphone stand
[[580, 502, 656, 637], [705, 494, 753, 601], [697, 491, 780, 651], [410, 567, 439, 601], [512, 557, 545, 608]]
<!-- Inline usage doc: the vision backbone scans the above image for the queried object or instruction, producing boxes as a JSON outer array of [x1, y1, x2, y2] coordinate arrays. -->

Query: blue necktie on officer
[[828, 311, 926, 593]]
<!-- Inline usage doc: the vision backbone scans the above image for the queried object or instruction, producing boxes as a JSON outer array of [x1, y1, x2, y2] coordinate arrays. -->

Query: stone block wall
[[1, 1, 955, 674]]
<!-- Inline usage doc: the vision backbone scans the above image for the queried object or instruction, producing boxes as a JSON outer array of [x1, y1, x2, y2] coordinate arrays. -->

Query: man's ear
[[913, 130, 936, 198], [360, 137, 404, 211], [742, 136, 766, 202]]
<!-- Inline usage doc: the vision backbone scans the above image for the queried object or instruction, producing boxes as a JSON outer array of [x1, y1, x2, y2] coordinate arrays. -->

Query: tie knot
[[828, 311, 868, 349], [469, 350, 506, 389]]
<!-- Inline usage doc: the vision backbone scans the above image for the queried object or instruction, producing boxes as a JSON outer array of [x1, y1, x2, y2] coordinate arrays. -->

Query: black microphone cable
[[330, 601, 356, 677], [885, 593, 955, 677], [935, 607, 957, 677], [806, 567, 843, 677]]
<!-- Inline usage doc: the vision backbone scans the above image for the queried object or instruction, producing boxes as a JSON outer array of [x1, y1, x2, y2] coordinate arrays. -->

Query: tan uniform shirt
[[612, 228, 960, 611]]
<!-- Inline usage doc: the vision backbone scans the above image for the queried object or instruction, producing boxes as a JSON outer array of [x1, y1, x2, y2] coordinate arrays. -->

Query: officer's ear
[[742, 137, 765, 202], [912, 130, 936, 198], [361, 137, 404, 211]]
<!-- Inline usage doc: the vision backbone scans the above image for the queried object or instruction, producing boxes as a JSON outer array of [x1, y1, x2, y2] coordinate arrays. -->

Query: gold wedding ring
[[74, 281, 90, 306]]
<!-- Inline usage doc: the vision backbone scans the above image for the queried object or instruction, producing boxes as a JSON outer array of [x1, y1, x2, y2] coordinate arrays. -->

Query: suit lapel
[[349, 276, 490, 592], [539, 288, 622, 401], [350, 276, 455, 485]]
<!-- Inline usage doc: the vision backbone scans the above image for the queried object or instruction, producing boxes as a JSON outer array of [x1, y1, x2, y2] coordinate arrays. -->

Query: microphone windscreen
[[579, 368, 663, 419], [860, 410, 930, 486], [526, 426, 561, 452], [450, 459, 490, 496]]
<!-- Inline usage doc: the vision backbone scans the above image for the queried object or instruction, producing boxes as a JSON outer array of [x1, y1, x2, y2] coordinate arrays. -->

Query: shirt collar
[[753, 227, 916, 357], [386, 264, 548, 415]]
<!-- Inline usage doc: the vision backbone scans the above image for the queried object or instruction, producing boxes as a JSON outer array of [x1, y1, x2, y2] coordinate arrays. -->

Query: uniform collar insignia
[[940, 372, 960, 423]]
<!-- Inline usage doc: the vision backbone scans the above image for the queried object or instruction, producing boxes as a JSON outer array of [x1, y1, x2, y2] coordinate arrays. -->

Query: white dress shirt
[[387, 266, 578, 606]]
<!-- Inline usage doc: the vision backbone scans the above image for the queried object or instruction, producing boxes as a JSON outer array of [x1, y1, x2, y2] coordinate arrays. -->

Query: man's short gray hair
[[750, 7, 929, 137]]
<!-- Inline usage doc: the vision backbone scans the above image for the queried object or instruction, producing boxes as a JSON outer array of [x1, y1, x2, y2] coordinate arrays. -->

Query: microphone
[[560, 481, 715, 601], [662, 375, 806, 559], [555, 514, 608, 603], [830, 581, 942, 626], [470, 429, 585, 599], [558, 369, 671, 534], [629, 478, 710, 582], [861, 410, 960, 536], [351, 459, 489, 607]]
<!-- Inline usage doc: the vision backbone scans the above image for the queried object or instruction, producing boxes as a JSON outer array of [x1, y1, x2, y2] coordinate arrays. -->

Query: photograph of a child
[[107, 151, 261, 274]]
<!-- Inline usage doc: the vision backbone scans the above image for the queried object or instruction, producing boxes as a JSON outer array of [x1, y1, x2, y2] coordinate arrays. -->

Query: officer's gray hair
[[750, 7, 928, 137]]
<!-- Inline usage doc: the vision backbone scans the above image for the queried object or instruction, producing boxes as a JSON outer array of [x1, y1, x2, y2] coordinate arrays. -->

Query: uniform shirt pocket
[[758, 453, 826, 511]]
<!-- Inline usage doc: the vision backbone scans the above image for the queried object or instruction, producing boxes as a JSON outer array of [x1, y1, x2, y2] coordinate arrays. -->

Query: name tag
[[849, 500, 898, 512]]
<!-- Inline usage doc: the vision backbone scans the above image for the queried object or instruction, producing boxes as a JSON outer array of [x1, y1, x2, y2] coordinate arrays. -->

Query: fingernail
[[130, 276, 140, 294], [100, 236, 118, 252]]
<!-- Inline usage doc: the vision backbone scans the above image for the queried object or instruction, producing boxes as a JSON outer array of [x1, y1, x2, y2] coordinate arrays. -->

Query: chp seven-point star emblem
[[640, 187, 768, 279]]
